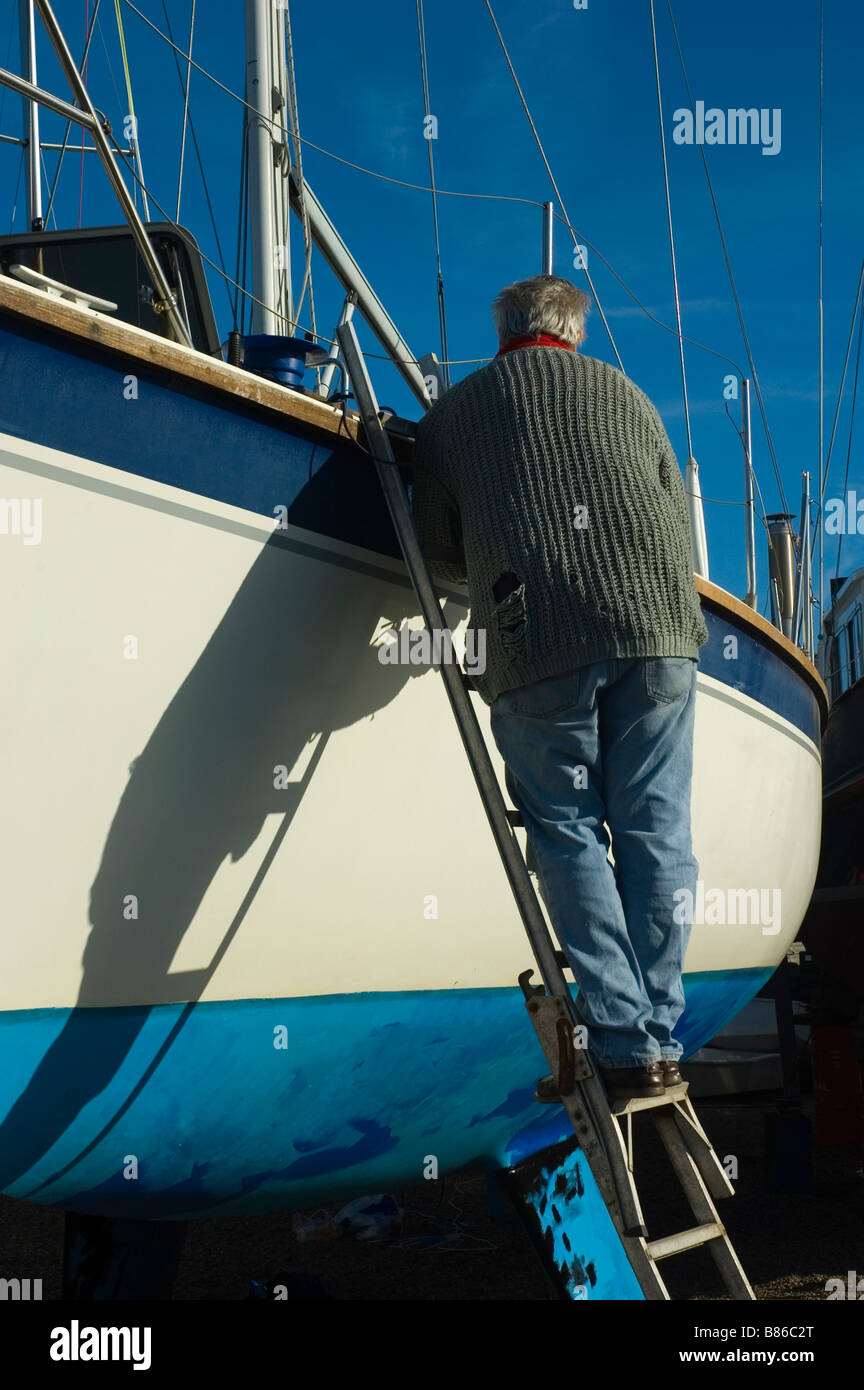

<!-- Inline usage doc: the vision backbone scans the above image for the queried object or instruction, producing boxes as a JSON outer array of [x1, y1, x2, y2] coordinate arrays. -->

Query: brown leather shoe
[[661, 1060, 683, 1088], [599, 1062, 665, 1100]]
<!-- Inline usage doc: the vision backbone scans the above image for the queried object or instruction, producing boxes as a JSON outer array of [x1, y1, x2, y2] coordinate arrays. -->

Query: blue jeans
[[490, 657, 698, 1068]]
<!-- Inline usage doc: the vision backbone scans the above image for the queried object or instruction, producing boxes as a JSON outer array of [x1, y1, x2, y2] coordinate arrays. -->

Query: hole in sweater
[[491, 577, 527, 657], [492, 571, 521, 603]]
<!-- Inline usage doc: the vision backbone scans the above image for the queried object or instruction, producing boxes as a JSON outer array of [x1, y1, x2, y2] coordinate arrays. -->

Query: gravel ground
[[2, 1093, 862, 1301]]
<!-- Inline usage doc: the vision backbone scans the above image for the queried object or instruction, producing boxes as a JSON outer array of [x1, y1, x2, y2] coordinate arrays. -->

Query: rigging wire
[[107, 0, 762, 408], [268, 0, 291, 332], [43, 0, 101, 225], [158, 0, 233, 320], [106, 129, 315, 339], [284, 0, 316, 338], [175, 0, 196, 223], [9, 146, 25, 232], [554, 213, 745, 378], [234, 119, 250, 333], [113, 0, 150, 218], [38, 146, 58, 229], [482, 0, 624, 371], [664, 0, 789, 521], [416, 0, 450, 388], [817, 0, 825, 626], [110, 116, 757, 406], [119, 1, 543, 206], [649, 0, 693, 460], [833, 285, 863, 582], [817, 258, 864, 515], [117, 0, 736, 377], [79, 0, 89, 227], [96, 6, 125, 118], [0, 6, 16, 144]]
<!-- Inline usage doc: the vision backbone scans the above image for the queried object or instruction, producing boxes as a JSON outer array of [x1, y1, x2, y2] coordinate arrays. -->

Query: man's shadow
[[0, 463, 450, 1195]]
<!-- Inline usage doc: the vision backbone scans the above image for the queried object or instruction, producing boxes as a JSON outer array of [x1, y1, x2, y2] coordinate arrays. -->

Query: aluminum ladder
[[336, 318, 755, 1302], [525, 966, 755, 1299]]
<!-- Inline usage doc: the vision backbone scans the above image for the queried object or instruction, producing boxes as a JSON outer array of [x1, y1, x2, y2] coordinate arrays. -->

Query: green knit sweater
[[411, 345, 709, 704]]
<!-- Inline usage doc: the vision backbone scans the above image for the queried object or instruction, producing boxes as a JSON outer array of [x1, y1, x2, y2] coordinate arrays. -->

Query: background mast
[[19, 0, 43, 230]]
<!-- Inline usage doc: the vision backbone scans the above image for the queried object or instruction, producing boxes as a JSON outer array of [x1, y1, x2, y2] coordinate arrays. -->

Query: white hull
[[1, 429, 821, 1012]]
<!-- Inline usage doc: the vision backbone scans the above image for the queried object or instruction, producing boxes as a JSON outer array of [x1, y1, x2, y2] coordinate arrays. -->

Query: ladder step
[[611, 1081, 688, 1114], [646, 1222, 725, 1261]]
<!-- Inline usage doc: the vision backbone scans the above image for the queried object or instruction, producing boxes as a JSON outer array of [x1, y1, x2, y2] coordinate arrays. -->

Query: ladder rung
[[646, 1222, 725, 1261], [611, 1081, 688, 1114]]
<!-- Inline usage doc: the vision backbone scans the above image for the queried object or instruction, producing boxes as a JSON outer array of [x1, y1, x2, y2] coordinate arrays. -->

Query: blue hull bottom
[[0, 970, 771, 1222]]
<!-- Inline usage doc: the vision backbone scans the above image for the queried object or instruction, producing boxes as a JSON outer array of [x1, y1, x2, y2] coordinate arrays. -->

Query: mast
[[244, 0, 293, 335], [19, 0, 43, 230]]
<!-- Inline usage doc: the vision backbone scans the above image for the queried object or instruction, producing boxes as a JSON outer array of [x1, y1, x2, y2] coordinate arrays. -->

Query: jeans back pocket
[[644, 657, 695, 704]]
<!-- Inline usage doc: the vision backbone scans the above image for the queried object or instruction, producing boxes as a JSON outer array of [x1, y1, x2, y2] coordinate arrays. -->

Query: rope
[[649, 0, 693, 460], [665, 0, 789, 521], [416, 0, 450, 388], [482, 0, 624, 371], [113, 0, 149, 218], [175, 0, 196, 223]]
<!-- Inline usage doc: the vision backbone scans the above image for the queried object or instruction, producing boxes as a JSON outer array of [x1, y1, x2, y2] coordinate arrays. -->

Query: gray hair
[[492, 275, 591, 349]]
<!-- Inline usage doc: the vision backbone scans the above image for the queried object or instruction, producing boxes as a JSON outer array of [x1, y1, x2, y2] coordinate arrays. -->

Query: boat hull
[[0, 300, 824, 1228], [0, 973, 771, 1220]]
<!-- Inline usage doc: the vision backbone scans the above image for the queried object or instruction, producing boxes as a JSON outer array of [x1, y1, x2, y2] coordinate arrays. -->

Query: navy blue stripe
[[698, 605, 820, 744], [0, 314, 820, 743], [0, 314, 399, 557]]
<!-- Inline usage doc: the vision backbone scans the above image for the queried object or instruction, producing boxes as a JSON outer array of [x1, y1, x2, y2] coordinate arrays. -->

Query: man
[[411, 274, 709, 1101]]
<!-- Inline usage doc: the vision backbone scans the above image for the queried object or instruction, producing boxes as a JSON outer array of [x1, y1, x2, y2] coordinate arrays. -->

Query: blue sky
[[3, 0, 863, 620]]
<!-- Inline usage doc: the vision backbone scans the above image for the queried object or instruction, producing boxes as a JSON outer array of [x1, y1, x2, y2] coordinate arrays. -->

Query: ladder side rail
[[337, 319, 651, 1246], [670, 1099, 737, 1201], [653, 1113, 756, 1300], [337, 319, 568, 999]]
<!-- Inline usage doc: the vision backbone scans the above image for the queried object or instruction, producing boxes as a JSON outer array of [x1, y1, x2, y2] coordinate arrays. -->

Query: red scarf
[[496, 333, 576, 357]]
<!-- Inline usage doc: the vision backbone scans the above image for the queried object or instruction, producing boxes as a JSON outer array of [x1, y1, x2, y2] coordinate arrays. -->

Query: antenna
[[541, 200, 554, 275], [742, 379, 757, 609]]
